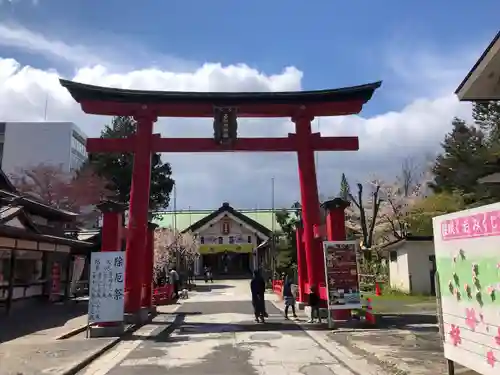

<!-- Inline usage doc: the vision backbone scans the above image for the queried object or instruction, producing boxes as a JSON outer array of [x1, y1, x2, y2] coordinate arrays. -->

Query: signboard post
[[322, 241, 361, 329], [433, 202, 500, 374], [87, 251, 126, 337]]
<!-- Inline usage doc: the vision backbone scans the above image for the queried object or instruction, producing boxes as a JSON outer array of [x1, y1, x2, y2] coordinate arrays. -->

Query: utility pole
[[271, 177, 276, 277], [43, 95, 49, 121], [173, 183, 180, 270]]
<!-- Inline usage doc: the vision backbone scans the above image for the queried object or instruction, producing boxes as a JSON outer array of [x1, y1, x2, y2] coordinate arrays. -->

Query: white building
[[455, 31, 500, 101], [384, 236, 436, 295], [0, 122, 88, 175]]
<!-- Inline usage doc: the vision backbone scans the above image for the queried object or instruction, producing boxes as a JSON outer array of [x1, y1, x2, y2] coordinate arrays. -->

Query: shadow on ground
[[375, 313, 438, 332], [0, 299, 88, 344], [193, 284, 236, 293], [126, 306, 331, 343]]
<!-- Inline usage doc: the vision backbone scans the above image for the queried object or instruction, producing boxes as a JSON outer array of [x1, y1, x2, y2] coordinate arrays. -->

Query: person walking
[[250, 270, 266, 323], [208, 266, 214, 283], [282, 276, 297, 319], [187, 264, 194, 284], [169, 267, 180, 299]]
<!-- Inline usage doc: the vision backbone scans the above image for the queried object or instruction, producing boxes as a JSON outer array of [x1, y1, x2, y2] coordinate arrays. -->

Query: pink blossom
[[486, 350, 496, 367], [154, 227, 199, 271], [465, 308, 479, 331], [448, 325, 461, 346]]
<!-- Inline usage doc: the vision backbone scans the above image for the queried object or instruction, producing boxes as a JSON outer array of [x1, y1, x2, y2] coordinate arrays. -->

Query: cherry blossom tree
[[344, 180, 384, 250], [344, 158, 430, 248], [376, 179, 423, 241], [377, 159, 433, 241], [153, 227, 199, 273], [9, 163, 110, 213]]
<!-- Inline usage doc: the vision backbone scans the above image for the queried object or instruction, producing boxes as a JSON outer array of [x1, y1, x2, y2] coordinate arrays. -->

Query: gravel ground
[[328, 313, 478, 375]]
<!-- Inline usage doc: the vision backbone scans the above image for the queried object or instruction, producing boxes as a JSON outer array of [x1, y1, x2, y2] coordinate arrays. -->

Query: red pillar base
[[141, 223, 158, 309]]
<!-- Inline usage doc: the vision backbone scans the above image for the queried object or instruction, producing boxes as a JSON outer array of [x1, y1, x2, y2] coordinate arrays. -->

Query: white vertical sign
[[88, 251, 126, 323]]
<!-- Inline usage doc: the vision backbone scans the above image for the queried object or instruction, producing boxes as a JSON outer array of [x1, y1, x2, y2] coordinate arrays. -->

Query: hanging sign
[[50, 262, 61, 301], [221, 219, 231, 235]]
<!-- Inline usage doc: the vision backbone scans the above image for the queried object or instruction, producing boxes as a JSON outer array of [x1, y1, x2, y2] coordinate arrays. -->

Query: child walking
[[282, 276, 297, 319], [307, 285, 321, 323]]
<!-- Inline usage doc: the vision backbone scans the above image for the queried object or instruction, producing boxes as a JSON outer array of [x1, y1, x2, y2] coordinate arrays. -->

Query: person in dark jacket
[[307, 284, 321, 323], [250, 270, 266, 323], [282, 276, 297, 319]]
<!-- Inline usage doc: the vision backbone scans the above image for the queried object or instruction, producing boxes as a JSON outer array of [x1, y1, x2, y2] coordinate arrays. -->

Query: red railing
[[152, 285, 174, 305], [272, 280, 284, 295]]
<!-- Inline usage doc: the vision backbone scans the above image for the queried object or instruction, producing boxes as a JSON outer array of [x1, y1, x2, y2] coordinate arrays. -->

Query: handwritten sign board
[[88, 252, 126, 323], [433, 203, 500, 374], [322, 241, 361, 308]]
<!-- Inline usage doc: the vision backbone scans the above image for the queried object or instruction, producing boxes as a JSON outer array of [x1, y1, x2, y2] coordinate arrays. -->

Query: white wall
[[1, 122, 87, 175], [196, 215, 262, 245], [389, 247, 410, 292], [406, 241, 435, 295], [389, 241, 435, 294]]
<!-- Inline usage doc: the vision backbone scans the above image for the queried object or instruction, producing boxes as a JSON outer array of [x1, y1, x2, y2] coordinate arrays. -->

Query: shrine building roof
[[59, 79, 382, 117]]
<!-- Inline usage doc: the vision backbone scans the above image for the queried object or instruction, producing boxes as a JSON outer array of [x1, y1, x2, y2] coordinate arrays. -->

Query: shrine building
[[0, 170, 94, 314], [154, 202, 279, 276], [456, 31, 500, 185], [455, 30, 500, 101]]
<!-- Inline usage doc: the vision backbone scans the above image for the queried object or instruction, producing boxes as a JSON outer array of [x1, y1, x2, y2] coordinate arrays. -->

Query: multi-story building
[[0, 122, 88, 175]]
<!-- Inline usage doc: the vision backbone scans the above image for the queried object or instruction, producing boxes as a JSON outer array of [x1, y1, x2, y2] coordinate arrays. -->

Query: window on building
[[13, 250, 43, 284], [0, 249, 11, 284], [389, 251, 397, 262], [71, 134, 87, 160], [229, 236, 234, 244], [200, 236, 205, 244], [0, 123, 5, 134], [218, 236, 223, 244], [247, 235, 252, 243]]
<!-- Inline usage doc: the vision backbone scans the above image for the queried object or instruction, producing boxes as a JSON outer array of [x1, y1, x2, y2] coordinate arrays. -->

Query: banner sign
[[322, 241, 361, 307]]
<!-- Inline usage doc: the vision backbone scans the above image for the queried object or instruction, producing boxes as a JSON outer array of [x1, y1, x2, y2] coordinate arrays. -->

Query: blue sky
[[1, 0, 498, 114], [0, 0, 498, 209]]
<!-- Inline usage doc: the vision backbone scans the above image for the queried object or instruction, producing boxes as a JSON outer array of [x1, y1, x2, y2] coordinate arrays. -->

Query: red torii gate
[[60, 79, 381, 320]]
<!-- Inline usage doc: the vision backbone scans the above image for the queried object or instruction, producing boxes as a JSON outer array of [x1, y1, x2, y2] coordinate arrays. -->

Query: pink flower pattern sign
[[434, 202, 500, 375], [441, 210, 500, 241]]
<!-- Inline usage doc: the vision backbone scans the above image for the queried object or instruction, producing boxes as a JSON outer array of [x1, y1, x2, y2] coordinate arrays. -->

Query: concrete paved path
[[78, 280, 387, 375]]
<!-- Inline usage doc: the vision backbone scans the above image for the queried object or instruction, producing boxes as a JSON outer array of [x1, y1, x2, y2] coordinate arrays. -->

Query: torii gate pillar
[[293, 112, 324, 289], [141, 222, 158, 312], [123, 112, 156, 321]]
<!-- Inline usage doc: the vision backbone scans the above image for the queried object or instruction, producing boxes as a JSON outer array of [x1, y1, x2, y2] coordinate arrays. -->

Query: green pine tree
[[339, 173, 350, 201], [473, 101, 500, 143], [430, 117, 488, 197], [88, 116, 175, 212]]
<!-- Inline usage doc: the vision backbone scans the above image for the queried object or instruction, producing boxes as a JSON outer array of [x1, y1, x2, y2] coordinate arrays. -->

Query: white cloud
[[0, 23, 112, 68], [0, 24, 475, 210]]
